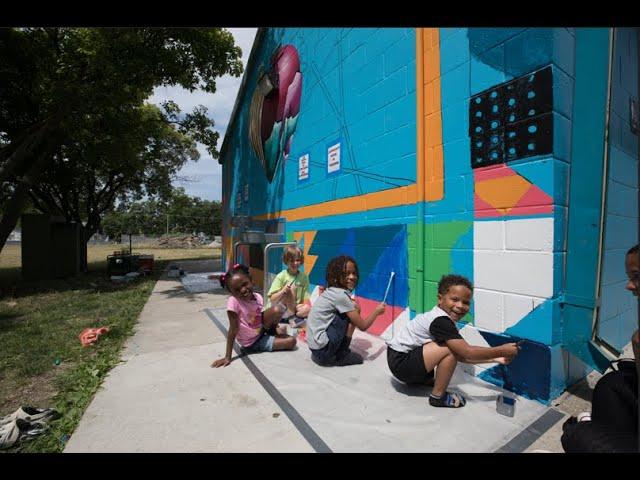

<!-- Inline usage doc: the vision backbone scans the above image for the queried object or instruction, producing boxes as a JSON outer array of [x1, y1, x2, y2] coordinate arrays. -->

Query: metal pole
[[263, 242, 297, 294], [634, 28, 640, 452]]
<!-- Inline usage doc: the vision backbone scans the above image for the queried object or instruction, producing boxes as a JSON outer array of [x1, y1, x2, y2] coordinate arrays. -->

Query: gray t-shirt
[[306, 287, 357, 350]]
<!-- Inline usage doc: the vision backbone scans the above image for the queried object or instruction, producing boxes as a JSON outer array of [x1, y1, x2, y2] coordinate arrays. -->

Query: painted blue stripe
[[563, 28, 611, 371]]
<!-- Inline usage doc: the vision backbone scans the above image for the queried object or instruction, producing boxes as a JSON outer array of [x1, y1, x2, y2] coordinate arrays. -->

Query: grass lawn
[[0, 243, 219, 452]]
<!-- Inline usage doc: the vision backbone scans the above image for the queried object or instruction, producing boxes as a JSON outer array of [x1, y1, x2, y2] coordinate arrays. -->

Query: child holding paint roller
[[265, 244, 311, 328], [307, 255, 386, 366], [386, 274, 520, 408]]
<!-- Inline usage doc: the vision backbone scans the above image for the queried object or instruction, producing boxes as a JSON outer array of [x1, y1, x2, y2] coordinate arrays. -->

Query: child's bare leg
[[422, 342, 457, 397], [283, 287, 297, 315], [262, 306, 283, 329], [272, 335, 296, 351]]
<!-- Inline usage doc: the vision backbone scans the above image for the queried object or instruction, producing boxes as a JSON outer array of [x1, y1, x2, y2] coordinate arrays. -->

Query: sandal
[[429, 391, 466, 408], [0, 406, 60, 427]]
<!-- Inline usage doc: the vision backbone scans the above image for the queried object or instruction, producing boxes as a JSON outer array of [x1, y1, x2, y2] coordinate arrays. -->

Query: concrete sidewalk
[[64, 259, 313, 452], [64, 259, 595, 453]]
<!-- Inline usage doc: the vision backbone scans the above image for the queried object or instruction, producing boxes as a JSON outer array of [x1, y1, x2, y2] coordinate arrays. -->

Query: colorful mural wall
[[219, 28, 639, 404]]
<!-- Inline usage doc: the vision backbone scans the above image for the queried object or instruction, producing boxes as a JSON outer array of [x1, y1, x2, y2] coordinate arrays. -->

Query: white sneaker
[[0, 406, 59, 427], [0, 420, 21, 450]]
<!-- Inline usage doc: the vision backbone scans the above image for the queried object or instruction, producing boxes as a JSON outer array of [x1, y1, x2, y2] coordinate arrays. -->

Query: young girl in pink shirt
[[211, 264, 296, 367]]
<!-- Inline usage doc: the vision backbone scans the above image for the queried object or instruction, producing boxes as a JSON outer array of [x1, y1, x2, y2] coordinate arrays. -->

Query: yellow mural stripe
[[255, 185, 418, 223], [422, 28, 443, 201]]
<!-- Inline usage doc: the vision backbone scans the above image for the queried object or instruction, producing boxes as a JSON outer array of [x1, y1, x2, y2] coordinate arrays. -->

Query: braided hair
[[325, 255, 359, 289], [220, 263, 251, 292]]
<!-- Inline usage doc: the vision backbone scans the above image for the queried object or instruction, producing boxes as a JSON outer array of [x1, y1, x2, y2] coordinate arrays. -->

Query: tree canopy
[[102, 187, 222, 239], [0, 27, 243, 253]]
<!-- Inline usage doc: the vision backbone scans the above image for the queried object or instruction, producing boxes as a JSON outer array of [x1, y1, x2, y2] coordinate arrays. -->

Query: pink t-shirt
[[227, 293, 264, 347]]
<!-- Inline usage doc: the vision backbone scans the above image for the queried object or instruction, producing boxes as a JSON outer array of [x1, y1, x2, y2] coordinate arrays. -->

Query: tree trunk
[[0, 183, 30, 254], [0, 140, 56, 253]]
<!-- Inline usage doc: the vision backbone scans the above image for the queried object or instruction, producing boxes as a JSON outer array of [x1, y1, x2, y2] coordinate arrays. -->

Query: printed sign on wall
[[327, 142, 341, 174], [299, 153, 309, 181]]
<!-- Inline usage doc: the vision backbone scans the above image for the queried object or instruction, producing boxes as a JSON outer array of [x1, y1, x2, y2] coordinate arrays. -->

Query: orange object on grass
[[79, 327, 110, 347]]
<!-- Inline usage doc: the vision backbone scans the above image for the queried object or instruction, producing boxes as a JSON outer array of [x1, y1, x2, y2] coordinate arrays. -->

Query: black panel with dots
[[469, 65, 553, 168]]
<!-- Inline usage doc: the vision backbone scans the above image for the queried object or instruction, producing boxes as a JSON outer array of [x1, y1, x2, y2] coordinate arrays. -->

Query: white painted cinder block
[[505, 218, 554, 252], [474, 220, 505, 251], [503, 293, 541, 330], [473, 288, 504, 332], [474, 250, 553, 298]]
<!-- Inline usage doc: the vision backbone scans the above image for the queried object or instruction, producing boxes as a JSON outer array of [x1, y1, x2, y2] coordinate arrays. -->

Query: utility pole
[[166, 214, 169, 235]]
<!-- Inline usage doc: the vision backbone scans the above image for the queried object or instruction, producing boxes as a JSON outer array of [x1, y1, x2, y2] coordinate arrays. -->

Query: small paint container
[[496, 394, 516, 417]]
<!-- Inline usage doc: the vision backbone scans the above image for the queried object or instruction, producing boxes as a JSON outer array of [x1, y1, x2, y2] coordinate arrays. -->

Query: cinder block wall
[[221, 28, 636, 403]]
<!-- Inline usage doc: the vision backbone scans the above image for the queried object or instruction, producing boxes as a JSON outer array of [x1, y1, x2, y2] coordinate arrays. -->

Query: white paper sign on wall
[[299, 153, 309, 181], [327, 142, 341, 174]]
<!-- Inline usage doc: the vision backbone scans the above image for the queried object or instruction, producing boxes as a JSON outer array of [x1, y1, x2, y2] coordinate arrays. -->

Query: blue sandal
[[429, 391, 466, 408]]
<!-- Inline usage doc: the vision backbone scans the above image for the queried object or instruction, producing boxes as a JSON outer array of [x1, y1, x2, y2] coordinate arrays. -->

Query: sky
[[148, 28, 258, 202]]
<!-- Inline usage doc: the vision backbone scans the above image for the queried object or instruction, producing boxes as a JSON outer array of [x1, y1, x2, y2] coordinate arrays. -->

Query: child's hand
[[495, 357, 512, 365], [502, 343, 519, 360], [211, 357, 231, 368], [374, 302, 386, 316]]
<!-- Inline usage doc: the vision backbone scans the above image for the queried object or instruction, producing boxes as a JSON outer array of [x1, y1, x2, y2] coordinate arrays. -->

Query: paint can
[[496, 394, 516, 417]]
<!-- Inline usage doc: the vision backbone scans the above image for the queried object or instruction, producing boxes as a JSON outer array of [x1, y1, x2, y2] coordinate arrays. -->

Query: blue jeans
[[310, 312, 351, 366], [243, 331, 275, 352]]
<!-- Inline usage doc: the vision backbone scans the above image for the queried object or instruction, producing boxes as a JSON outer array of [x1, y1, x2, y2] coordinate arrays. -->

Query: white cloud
[[147, 28, 258, 201]]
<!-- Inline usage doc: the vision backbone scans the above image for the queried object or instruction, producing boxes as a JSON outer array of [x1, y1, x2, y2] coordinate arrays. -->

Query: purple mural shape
[[249, 45, 302, 183]]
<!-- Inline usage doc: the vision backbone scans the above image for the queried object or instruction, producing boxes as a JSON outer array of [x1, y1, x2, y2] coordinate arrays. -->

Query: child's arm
[[444, 338, 519, 364], [211, 312, 240, 367], [345, 302, 386, 331], [269, 285, 291, 303]]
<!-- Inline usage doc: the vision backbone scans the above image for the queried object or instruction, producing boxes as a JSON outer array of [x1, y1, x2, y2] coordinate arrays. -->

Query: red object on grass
[[79, 327, 110, 347]]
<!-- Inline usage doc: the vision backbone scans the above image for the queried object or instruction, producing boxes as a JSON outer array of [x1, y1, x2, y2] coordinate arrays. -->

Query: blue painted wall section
[[306, 225, 409, 308], [564, 28, 613, 373], [220, 27, 638, 404], [598, 28, 639, 352]]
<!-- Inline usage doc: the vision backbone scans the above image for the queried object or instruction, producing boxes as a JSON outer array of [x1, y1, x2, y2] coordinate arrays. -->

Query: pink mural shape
[[474, 163, 553, 218], [249, 45, 302, 183], [355, 296, 403, 337]]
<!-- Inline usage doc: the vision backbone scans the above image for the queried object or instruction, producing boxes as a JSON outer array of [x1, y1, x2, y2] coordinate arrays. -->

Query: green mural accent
[[408, 221, 474, 323]]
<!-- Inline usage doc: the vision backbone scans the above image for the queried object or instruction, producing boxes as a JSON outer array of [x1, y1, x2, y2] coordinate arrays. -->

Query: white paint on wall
[[474, 218, 554, 333], [473, 289, 504, 332], [505, 218, 554, 252]]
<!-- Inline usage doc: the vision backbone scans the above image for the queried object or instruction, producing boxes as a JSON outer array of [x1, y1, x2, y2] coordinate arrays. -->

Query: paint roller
[[379, 271, 396, 341]]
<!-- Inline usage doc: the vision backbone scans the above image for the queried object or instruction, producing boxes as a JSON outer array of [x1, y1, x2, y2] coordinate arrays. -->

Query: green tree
[[102, 187, 222, 239], [0, 27, 242, 254]]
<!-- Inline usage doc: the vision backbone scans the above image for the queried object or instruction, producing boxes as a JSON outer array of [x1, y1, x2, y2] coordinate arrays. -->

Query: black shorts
[[387, 346, 434, 384]]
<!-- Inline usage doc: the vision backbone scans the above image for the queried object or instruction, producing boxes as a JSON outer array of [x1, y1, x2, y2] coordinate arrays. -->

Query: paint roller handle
[[382, 271, 395, 304]]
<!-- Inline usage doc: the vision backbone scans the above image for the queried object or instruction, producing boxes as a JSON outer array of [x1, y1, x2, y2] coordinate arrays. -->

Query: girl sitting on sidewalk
[[386, 274, 520, 408], [211, 264, 296, 367]]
